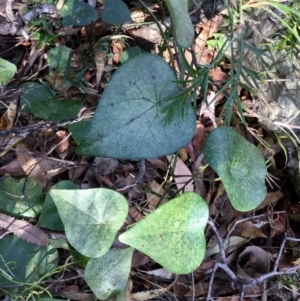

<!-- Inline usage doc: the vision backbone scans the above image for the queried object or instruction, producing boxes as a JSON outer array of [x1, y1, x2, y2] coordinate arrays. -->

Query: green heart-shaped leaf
[[60, 0, 97, 26], [49, 188, 128, 257], [0, 58, 16, 85], [204, 126, 267, 211], [119, 192, 208, 274], [37, 181, 77, 231], [73, 53, 196, 159], [0, 236, 58, 292], [101, 0, 132, 25], [85, 248, 134, 300]]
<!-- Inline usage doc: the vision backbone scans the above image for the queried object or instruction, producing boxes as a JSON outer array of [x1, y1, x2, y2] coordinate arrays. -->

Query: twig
[[9, 4, 57, 35], [206, 219, 300, 301]]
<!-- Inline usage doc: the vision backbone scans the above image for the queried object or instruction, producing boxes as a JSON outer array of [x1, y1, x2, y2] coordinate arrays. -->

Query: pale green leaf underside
[[204, 126, 267, 211], [49, 188, 128, 258], [85, 248, 134, 300], [119, 192, 208, 274]]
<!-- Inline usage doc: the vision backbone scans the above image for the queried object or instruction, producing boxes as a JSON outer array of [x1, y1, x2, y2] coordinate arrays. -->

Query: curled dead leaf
[[0, 101, 17, 130], [16, 143, 47, 188]]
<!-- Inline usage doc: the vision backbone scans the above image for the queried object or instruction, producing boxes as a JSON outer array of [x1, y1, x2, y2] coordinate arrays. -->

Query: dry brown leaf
[[60, 287, 95, 301], [130, 7, 147, 23], [215, 297, 252, 301], [256, 190, 283, 210], [94, 45, 106, 90], [237, 246, 270, 281], [177, 148, 188, 162], [94, 157, 119, 175], [0, 132, 28, 157], [270, 212, 286, 237], [173, 275, 189, 298], [192, 120, 206, 152], [209, 66, 229, 83], [146, 180, 168, 210], [166, 156, 194, 192], [199, 92, 217, 128], [0, 213, 49, 246], [132, 281, 174, 301], [240, 221, 267, 239], [54, 130, 70, 156], [16, 143, 47, 188], [0, 158, 25, 176], [132, 250, 149, 267], [112, 41, 122, 63], [129, 206, 143, 222], [0, 101, 17, 130]]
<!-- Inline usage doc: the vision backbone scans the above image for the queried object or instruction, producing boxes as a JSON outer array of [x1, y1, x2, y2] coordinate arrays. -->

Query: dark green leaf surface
[[31, 98, 82, 121], [49, 188, 128, 257], [47, 46, 72, 73], [0, 236, 58, 292], [85, 248, 134, 300], [60, 0, 97, 26], [204, 126, 267, 211], [20, 82, 56, 113], [37, 181, 77, 231], [119, 192, 208, 274], [74, 53, 196, 159], [101, 0, 132, 25]]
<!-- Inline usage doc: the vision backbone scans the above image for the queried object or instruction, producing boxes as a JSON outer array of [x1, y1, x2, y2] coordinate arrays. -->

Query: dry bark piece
[[0, 212, 49, 246]]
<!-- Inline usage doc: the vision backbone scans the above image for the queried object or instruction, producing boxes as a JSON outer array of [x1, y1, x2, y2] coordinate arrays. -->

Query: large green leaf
[[85, 248, 134, 300], [73, 53, 196, 159], [0, 175, 44, 218], [60, 0, 97, 26], [31, 98, 82, 121], [203, 126, 267, 211], [0, 236, 58, 292], [49, 188, 128, 258], [165, 0, 194, 48], [101, 0, 132, 25], [119, 192, 208, 274], [20, 82, 56, 113], [0, 58, 16, 85], [37, 181, 77, 231]]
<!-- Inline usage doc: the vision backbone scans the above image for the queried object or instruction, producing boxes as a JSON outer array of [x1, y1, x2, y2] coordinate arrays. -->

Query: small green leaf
[[165, 0, 194, 48], [20, 82, 56, 113], [60, 0, 97, 26], [0, 175, 44, 218], [31, 98, 82, 121], [203, 126, 267, 211], [47, 46, 72, 73], [37, 181, 77, 231], [49, 188, 128, 257], [85, 248, 134, 300], [101, 0, 132, 25], [0, 236, 58, 292], [74, 53, 196, 159], [68, 244, 90, 267], [0, 58, 16, 85], [120, 46, 144, 64], [119, 192, 208, 274]]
